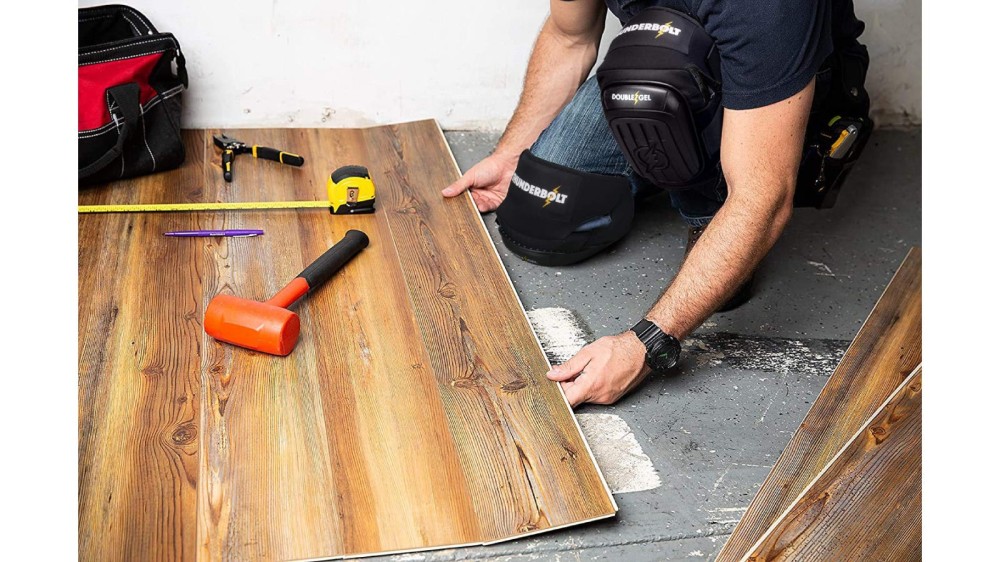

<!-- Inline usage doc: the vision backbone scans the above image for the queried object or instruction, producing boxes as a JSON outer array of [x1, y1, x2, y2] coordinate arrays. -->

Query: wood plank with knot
[[717, 248, 921, 561]]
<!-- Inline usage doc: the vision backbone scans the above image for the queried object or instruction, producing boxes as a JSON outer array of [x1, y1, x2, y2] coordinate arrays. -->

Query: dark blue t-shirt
[[605, 0, 834, 110]]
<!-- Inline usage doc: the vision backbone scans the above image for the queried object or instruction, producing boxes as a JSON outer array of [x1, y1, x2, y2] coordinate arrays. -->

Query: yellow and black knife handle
[[222, 149, 235, 182], [252, 146, 305, 167]]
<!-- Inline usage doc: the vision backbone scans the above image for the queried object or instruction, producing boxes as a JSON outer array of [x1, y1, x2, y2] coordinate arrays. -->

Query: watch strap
[[630, 318, 661, 348]]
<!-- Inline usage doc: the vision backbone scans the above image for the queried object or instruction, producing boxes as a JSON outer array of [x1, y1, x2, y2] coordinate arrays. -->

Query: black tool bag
[[79, 5, 188, 186]]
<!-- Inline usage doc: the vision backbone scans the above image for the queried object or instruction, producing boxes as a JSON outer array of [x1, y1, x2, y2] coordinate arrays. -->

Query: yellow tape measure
[[78, 200, 331, 213], [78, 166, 376, 214]]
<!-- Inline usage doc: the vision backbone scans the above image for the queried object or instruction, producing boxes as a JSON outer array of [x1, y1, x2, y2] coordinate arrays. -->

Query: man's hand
[[441, 152, 518, 212], [546, 332, 651, 407], [442, 0, 606, 211]]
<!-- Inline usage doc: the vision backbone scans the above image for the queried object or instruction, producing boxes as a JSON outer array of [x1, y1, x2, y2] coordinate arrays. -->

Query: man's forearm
[[495, 14, 604, 160], [646, 81, 814, 341], [646, 191, 793, 339], [548, 79, 814, 408]]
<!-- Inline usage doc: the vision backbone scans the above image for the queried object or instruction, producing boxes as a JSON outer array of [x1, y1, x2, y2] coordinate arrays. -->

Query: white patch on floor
[[526, 307, 661, 495], [525, 307, 590, 365], [807, 260, 837, 277], [707, 506, 747, 513], [577, 413, 662, 494]]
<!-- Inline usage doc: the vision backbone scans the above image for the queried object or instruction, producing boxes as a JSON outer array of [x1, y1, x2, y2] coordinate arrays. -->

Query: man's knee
[[530, 78, 626, 173], [595, 7, 724, 189]]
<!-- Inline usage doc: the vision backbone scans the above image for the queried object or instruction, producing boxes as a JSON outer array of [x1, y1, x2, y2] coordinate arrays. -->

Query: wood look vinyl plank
[[364, 121, 614, 542], [744, 366, 922, 561], [79, 130, 207, 562], [78, 122, 615, 562], [717, 248, 921, 561], [366, 123, 616, 537]]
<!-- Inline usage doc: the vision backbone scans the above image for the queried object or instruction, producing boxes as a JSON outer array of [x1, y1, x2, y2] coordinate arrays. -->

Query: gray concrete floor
[[355, 129, 921, 561]]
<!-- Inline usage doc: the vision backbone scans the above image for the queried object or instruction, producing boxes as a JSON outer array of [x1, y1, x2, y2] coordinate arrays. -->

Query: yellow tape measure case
[[328, 165, 376, 215]]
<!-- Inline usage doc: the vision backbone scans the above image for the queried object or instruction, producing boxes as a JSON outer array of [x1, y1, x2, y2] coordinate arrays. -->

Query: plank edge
[[290, 511, 618, 561]]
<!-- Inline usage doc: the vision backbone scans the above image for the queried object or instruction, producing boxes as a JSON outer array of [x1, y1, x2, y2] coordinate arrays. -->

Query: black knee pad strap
[[495, 150, 634, 266]]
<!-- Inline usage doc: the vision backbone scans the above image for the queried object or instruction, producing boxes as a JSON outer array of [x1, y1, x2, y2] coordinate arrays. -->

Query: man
[[442, 0, 866, 407]]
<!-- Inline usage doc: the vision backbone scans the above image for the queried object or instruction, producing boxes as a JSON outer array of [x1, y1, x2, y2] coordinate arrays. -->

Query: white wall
[[80, 0, 920, 129], [854, 0, 921, 126]]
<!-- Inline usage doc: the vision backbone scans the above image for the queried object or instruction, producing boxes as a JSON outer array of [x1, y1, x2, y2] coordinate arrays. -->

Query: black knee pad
[[495, 150, 634, 266], [596, 7, 723, 189]]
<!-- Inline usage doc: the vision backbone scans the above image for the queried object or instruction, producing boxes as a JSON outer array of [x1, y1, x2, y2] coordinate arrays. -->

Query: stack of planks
[[716, 249, 922, 561], [78, 121, 616, 561]]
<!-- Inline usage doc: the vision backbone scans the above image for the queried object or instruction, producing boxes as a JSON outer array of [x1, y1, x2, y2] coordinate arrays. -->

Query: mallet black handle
[[253, 145, 305, 167], [299, 230, 369, 290]]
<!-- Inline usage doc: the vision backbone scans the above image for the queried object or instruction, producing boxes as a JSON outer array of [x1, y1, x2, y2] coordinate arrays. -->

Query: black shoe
[[684, 225, 754, 312]]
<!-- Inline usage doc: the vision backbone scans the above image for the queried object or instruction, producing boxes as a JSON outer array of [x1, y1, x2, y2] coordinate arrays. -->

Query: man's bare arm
[[442, 0, 606, 211], [495, 0, 607, 158], [646, 80, 815, 338], [548, 79, 816, 407]]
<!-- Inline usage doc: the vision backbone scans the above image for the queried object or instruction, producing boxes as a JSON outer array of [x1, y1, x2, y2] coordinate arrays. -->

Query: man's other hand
[[441, 152, 519, 212], [546, 332, 651, 407]]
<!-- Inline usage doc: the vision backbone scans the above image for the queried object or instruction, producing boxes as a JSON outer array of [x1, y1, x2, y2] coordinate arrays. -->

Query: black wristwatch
[[630, 319, 681, 372]]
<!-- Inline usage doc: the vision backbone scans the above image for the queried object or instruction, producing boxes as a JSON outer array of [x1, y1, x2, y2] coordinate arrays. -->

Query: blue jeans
[[530, 76, 726, 227]]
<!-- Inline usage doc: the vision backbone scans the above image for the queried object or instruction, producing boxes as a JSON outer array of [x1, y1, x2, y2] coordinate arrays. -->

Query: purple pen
[[164, 229, 264, 237]]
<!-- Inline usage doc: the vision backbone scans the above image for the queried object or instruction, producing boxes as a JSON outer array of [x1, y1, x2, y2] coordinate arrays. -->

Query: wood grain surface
[[743, 366, 922, 562], [717, 248, 922, 561], [78, 122, 616, 562]]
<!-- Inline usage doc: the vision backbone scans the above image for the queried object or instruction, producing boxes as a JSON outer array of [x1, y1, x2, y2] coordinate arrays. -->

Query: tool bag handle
[[79, 82, 142, 179]]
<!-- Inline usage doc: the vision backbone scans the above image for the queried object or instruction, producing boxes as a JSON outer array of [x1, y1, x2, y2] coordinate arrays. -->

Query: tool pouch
[[79, 5, 188, 186], [794, 8, 874, 208]]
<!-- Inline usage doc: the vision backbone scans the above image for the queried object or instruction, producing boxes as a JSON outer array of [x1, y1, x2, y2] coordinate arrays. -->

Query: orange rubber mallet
[[204, 229, 369, 355]]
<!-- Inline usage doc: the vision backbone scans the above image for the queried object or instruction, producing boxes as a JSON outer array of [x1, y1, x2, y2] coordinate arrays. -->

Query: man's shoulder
[[698, 0, 834, 110]]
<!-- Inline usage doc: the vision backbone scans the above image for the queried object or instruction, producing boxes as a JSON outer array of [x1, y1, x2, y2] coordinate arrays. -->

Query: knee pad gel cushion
[[495, 150, 634, 266], [596, 7, 723, 189]]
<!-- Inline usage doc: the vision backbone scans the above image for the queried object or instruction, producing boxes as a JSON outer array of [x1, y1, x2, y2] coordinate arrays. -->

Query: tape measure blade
[[77, 200, 331, 213]]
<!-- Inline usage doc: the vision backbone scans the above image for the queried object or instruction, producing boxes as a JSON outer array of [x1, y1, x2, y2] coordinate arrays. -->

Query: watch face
[[631, 320, 681, 372], [647, 337, 681, 371]]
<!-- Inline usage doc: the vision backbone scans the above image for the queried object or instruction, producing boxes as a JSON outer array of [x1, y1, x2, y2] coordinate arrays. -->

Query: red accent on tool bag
[[79, 53, 161, 131], [79, 5, 188, 186]]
